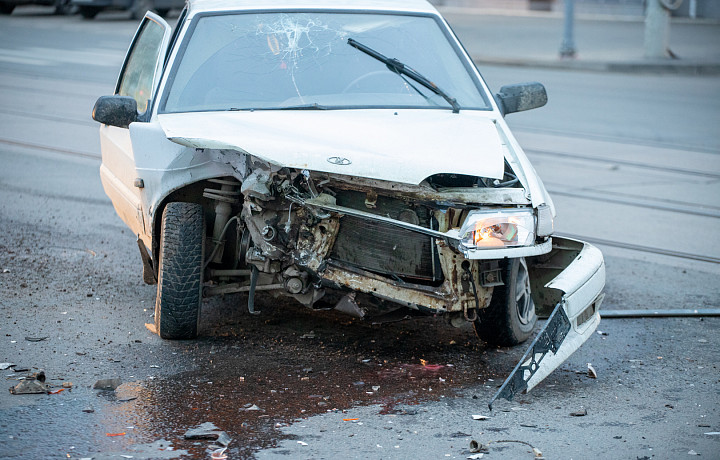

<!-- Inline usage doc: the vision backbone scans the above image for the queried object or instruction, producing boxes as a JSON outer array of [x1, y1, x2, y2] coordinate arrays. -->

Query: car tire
[[78, 5, 100, 18], [473, 258, 537, 346], [154, 202, 205, 340], [0, 3, 15, 14], [129, 0, 153, 20]]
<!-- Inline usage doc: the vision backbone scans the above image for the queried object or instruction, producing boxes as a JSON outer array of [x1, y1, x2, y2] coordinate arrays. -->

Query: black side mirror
[[494, 82, 547, 116], [92, 95, 138, 128]]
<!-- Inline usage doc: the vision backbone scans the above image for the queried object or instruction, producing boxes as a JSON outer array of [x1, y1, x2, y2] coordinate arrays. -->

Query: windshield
[[160, 12, 490, 112]]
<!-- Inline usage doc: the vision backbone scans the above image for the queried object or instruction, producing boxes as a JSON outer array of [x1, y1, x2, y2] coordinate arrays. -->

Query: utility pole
[[644, 0, 684, 58], [559, 0, 576, 59]]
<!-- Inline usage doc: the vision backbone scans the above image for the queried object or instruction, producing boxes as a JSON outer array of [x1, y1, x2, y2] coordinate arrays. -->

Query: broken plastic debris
[[343, 418, 359, 421], [25, 336, 49, 342], [0, 363, 15, 370], [467, 454, 484, 460], [211, 447, 228, 460], [243, 404, 262, 411], [9, 378, 48, 395], [297, 441, 308, 446], [704, 432, 720, 435], [471, 415, 489, 420], [372, 386, 380, 391], [48, 388, 65, 395], [570, 408, 588, 416], [587, 363, 598, 379], [300, 331, 316, 339], [688, 450, 699, 455], [184, 422, 232, 446], [532, 447, 543, 457], [145, 323, 157, 334], [106, 432, 126, 437]]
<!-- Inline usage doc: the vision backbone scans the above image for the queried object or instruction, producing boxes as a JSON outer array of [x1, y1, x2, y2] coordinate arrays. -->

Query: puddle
[[90, 301, 520, 458]]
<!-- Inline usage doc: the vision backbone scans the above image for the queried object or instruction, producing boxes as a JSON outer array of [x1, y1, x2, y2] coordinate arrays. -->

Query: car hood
[[157, 110, 505, 185]]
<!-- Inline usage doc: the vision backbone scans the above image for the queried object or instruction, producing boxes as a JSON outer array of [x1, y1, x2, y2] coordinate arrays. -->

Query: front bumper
[[489, 236, 605, 408]]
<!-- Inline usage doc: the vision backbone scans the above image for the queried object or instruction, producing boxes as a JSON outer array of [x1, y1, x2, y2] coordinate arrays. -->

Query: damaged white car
[[92, 0, 605, 406]]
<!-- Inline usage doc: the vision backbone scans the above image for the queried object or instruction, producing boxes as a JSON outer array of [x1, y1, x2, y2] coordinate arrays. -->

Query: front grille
[[330, 215, 438, 281]]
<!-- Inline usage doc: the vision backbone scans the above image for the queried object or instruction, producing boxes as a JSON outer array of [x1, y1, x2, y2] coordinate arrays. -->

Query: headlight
[[459, 209, 535, 250]]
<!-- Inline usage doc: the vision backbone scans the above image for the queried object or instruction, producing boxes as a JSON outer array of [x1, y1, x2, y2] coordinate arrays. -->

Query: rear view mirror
[[494, 82, 547, 116], [92, 95, 138, 128]]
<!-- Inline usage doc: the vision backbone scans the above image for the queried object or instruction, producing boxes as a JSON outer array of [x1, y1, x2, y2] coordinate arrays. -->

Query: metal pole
[[644, 0, 671, 58], [559, 0, 576, 58]]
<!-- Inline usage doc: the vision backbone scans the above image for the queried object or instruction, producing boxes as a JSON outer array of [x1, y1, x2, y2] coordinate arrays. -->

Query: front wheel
[[473, 258, 537, 346], [154, 202, 205, 339]]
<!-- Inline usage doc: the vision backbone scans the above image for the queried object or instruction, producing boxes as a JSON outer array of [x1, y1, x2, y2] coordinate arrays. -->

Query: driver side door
[[98, 12, 172, 238]]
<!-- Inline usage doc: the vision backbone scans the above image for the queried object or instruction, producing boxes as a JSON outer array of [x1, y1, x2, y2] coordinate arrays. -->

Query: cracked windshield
[[162, 12, 489, 112]]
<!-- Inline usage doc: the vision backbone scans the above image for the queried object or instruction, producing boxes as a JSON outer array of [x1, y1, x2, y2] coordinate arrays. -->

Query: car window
[[161, 12, 489, 112], [118, 17, 167, 114]]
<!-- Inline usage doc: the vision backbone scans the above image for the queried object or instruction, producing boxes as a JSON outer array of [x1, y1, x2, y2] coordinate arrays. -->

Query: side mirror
[[92, 95, 138, 128], [494, 82, 547, 116]]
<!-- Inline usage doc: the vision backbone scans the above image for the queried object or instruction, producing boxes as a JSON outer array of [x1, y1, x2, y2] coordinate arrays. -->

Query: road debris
[[184, 422, 232, 446], [24, 336, 49, 342], [9, 378, 48, 395], [0, 363, 14, 370], [48, 388, 65, 395], [210, 447, 228, 460], [472, 415, 490, 420], [82, 407, 95, 413], [473, 439, 543, 458], [297, 441, 308, 446], [145, 323, 158, 334], [242, 404, 262, 411], [587, 363, 598, 379], [343, 418, 359, 421], [704, 432, 720, 435], [300, 331, 316, 339], [467, 454, 484, 459], [688, 450, 699, 455], [106, 432, 126, 437], [570, 408, 588, 417], [469, 440, 487, 453], [93, 378, 122, 390]]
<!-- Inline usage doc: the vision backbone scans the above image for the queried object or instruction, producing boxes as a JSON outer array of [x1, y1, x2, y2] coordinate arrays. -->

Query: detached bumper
[[489, 236, 605, 408]]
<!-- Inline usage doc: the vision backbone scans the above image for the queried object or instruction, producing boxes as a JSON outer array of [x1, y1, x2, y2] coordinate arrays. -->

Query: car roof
[[186, 0, 439, 15]]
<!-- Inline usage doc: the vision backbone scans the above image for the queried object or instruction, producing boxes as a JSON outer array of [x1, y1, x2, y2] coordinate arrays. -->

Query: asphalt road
[[0, 8, 719, 460]]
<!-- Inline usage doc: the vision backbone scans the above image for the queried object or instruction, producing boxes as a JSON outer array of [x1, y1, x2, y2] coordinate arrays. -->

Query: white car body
[[94, 0, 605, 405]]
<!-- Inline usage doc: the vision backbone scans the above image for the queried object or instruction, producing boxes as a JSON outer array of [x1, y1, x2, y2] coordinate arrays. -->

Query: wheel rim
[[515, 258, 534, 325]]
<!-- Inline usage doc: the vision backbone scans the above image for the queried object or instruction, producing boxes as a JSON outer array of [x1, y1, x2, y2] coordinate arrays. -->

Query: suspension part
[[203, 178, 241, 264]]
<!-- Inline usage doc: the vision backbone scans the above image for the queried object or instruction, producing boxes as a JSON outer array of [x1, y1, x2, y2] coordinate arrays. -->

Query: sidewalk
[[440, 7, 720, 74]]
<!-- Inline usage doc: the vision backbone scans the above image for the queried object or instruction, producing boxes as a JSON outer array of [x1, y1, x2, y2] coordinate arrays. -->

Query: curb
[[472, 56, 720, 75]]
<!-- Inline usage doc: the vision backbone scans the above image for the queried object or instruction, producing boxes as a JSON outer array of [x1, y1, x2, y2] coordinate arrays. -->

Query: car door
[[98, 12, 172, 238]]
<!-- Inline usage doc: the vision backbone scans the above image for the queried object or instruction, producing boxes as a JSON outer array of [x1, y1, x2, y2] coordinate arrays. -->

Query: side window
[[117, 18, 166, 114]]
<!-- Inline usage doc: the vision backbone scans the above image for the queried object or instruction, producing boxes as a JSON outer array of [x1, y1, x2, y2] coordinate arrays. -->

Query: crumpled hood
[[157, 110, 505, 185]]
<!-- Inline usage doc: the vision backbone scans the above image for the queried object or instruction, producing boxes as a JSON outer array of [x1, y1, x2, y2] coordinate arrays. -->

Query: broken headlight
[[459, 209, 535, 250]]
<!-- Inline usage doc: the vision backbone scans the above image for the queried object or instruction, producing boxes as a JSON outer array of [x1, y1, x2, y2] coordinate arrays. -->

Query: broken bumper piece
[[489, 237, 605, 409]]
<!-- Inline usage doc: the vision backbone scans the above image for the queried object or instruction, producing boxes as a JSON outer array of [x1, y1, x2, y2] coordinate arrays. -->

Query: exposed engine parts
[[194, 158, 502, 322]]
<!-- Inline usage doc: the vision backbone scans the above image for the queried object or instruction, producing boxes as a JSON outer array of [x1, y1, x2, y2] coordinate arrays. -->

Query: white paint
[[160, 110, 505, 185]]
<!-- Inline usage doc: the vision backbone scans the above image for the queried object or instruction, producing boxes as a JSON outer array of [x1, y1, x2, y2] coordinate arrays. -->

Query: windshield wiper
[[229, 103, 329, 111], [347, 38, 460, 113]]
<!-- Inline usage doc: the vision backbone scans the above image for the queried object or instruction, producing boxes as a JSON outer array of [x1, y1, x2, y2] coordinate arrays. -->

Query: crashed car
[[92, 0, 605, 406]]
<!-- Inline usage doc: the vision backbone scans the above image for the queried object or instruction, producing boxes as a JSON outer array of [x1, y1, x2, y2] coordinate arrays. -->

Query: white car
[[92, 0, 605, 406]]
